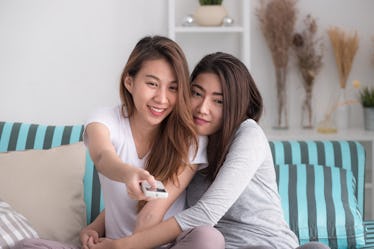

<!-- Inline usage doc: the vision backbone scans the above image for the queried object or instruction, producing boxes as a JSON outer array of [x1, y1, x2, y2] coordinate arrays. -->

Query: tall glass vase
[[335, 88, 349, 130], [301, 88, 314, 129], [273, 67, 288, 129]]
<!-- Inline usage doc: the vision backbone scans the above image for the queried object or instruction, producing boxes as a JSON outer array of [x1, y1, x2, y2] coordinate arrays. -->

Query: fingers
[[87, 236, 95, 248], [142, 171, 156, 188]]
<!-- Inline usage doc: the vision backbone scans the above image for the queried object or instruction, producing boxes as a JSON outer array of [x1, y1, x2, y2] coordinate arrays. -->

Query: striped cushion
[[0, 122, 104, 224], [0, 200, 38, 248], [270, 141, 365, 215], [275, 163, 365, 249]]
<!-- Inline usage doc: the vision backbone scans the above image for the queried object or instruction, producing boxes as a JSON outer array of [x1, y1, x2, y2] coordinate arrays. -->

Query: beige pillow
[[0, 142, 86, 247]]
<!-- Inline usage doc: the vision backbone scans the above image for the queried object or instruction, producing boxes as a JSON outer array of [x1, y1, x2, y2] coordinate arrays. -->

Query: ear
[[124, 74, 134, 93]]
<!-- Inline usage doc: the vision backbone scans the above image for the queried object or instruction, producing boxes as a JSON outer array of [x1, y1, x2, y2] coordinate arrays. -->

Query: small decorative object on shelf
[[222, 16, 234, 26], [257, 0, 297, 129], [292, 15, 324, 129], [194, 0, 227, 26], [316, 80, 360, 134], [327, 26, 359, 130], [182, 14, 195, 26], [360, 86, 374, 131]]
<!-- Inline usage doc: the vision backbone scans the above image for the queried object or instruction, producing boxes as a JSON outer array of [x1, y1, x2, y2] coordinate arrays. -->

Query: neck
[[129, 115, 159, 158]]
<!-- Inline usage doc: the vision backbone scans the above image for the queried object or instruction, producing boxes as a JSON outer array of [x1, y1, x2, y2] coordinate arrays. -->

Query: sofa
[[0, 121, 373, 249]]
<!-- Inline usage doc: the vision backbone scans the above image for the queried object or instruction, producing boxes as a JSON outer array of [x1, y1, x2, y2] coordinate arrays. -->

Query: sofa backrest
[[0, 122, 367, 248]]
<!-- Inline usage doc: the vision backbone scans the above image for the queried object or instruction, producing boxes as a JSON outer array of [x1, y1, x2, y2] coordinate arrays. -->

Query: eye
[[146, 82, 158, 87], [191, 89, 202, 97], [169, 84, 178, 92], [214, 99, 224, 105]]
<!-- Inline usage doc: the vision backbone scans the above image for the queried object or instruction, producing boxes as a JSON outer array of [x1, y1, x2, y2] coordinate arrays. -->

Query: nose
[[197, 98, 209, 115], [154, 86, 168, 104]]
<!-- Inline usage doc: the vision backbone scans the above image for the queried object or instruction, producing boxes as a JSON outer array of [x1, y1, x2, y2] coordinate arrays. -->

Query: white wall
[[0, 0, 168, 125], [1, 0, 374, 129]]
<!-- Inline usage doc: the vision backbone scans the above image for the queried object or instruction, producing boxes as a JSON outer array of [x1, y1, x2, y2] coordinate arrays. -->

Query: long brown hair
[[119, 36, 198, 207], [190, 52, 263, 181]]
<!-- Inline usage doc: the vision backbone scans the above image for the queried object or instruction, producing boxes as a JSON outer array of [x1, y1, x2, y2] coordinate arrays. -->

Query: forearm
[[134, 204, 163, 233], [116, 218, 182, 249], [83, 210, 106, 237]]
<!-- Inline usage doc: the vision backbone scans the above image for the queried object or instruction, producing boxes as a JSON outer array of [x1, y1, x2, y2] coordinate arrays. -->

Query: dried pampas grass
[[293, 15, 324, 128], [257, 0, 297, 68], [257, 0, 297, 128], [328, 26, 359, 89], [293, 15, 324, 91]]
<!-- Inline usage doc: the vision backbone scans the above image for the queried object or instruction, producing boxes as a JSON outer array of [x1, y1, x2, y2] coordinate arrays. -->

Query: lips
[[149, 106, 167, 117], [194, 116, 209, 125]]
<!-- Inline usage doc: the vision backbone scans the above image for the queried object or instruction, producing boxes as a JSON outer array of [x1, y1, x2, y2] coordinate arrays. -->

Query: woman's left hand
[[87, 237, 115, 249]]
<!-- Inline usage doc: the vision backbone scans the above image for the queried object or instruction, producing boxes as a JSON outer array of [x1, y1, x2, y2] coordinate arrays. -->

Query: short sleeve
[[189, 136, 208, 166]]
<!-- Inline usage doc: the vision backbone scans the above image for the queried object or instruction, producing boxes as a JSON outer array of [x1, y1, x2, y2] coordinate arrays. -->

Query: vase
[[194, 5, 227, 26], [273, 67, 288, 129], [335, 88, 349, 130], [301, 88, 314, 129], [363, 107, 374, 131]]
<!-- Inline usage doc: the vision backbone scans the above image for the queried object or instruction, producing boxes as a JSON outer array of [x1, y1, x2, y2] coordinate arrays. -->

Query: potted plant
[[194, 0, 227, 26], [359, 86, 374, 130]]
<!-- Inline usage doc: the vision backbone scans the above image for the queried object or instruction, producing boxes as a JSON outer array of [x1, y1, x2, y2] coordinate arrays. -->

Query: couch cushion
[[275, 163, 365, 249], [270, 141, 366, 215], [0, 121, 104, 225], [0, 142, 86, 246], [0, 199, 38, 249]]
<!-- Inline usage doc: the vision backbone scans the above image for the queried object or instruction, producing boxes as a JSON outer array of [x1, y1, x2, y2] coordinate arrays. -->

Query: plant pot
[[194, 5, 227, 26], [363, 107, 374, 131]]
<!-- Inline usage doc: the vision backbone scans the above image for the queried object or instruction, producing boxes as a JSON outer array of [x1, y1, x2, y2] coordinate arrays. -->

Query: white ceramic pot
[[364, 107, 374, 131], [194, 5, 227, 26]]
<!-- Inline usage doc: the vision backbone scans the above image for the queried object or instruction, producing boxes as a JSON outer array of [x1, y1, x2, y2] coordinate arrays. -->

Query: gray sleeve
[[175, 120, 268, 230]]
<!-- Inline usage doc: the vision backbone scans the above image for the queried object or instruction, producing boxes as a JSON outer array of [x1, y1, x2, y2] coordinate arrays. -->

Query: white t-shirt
[[84, 105, 208, 239]]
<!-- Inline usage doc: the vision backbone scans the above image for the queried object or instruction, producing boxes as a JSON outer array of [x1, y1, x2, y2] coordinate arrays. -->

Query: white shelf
[[168, 0, 250, 68], [265, 128, 374, 141], [175, 26, 244, 33]]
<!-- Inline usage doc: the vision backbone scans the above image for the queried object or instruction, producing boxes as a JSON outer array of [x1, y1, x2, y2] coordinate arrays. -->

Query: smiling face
[[124, 58, 178, 128], [191, 72, 224, 136]]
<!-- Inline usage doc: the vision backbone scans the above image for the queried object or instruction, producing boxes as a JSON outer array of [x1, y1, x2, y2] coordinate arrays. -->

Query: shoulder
[[229, 119, 269, 155], [236, 119, 268, 142], [85, 105, 124, 128]]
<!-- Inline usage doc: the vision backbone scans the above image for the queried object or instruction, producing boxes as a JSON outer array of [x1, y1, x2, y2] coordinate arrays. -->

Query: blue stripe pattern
[[275, 163, 365, 248]]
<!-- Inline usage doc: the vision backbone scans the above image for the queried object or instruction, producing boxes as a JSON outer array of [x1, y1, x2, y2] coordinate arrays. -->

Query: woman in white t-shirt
[[15, 36, 208, 249]]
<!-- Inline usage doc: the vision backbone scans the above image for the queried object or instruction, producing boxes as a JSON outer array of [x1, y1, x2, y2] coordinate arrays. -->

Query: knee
[[189, 225, 225, 249]]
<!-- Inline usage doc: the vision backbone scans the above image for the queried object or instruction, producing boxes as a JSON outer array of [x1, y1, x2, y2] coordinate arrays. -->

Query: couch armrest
[[364, 220, 374, 248]]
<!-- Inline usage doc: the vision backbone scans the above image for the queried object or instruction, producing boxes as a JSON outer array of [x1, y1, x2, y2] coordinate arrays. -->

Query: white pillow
[[0, 199, 38, 249], [0, 142, 86, 246]]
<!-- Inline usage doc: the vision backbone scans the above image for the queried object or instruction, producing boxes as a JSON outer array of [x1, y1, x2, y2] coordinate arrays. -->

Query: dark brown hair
[[119, 36, 198, 208], [190, 52, 263, 181]]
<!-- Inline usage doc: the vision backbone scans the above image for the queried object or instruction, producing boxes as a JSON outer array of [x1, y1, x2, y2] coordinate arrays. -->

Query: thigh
[[169, 225, 224, 249], [296, 242, 330, 249], [14, 238, 79, 249]]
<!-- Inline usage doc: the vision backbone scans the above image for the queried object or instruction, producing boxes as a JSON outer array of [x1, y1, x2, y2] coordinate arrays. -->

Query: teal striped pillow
[[275, 163, 365, 249]]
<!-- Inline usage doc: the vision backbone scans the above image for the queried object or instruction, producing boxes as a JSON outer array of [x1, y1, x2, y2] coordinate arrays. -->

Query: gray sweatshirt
[[175, 119, 299, 249]]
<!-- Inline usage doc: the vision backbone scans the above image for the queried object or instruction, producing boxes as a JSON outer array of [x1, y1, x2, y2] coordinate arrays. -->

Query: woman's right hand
[[80, 228, 100, 249], [125, 166, 156, 200]]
